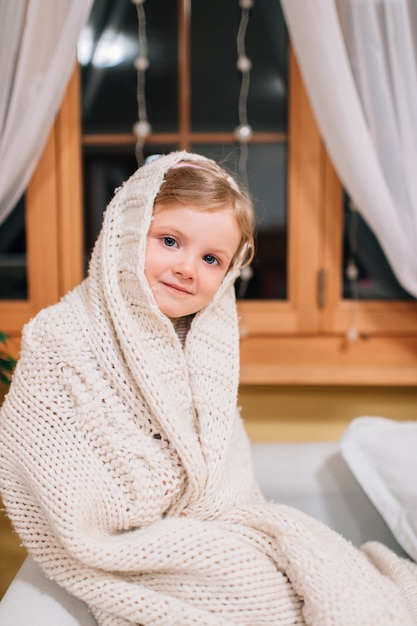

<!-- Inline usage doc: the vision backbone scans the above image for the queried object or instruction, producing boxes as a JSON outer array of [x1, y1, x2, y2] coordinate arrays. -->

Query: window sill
[[240, 335, 417, 385]]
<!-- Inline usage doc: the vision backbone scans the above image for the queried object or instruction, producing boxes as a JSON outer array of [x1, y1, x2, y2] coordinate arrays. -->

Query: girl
[[0, 152, 416, 625]]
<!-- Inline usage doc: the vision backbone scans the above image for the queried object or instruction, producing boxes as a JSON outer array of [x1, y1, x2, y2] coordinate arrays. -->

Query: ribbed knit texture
[[1, 152, 417, 625]]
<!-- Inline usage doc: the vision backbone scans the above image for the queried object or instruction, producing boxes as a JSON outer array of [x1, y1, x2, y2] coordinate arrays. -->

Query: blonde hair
[[153, 160, 255, 269]]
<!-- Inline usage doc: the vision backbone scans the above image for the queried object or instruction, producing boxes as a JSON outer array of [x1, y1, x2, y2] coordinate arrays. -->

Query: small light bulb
[[236, 55, 252, 72], [134, 56, 149, 71], [346, 260, 359, 281], [133, 120, 152, 138], [346, 326, 359, 342], [234, 124, 253, 142]]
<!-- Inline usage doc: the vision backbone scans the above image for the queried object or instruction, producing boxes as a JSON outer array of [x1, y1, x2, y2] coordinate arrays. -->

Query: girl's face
[[145, 204, 241, 320]]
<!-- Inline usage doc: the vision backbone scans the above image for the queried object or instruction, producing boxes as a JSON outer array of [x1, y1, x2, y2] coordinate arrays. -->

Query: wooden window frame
[[2, 12, 417, 384], [0, 68, 83, 360], [239, 51, 417, 385]]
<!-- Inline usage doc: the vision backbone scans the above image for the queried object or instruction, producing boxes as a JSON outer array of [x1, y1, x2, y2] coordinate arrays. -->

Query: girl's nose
[[173, 257, 195, 280]]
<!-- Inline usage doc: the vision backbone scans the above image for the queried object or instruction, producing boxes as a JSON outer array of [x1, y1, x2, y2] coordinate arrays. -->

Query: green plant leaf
[[0, 333, 16, 386]]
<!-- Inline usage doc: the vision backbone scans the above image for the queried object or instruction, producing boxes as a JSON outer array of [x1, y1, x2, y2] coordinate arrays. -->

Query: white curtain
[[279, 0, 417, 298], [0, 0, 93, 226]]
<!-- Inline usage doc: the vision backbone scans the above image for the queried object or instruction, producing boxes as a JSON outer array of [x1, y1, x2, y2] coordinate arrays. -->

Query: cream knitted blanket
[[1, 152, 417, 625]]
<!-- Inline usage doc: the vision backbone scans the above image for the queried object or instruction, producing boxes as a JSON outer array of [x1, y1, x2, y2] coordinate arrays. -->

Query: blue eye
[[203, 254, 219, 265], [163, 236, 177, 247]]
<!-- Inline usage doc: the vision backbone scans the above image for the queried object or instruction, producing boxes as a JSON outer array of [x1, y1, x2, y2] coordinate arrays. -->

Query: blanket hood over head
[[83, 150, 246, 515], [1, 151, 417, 626]]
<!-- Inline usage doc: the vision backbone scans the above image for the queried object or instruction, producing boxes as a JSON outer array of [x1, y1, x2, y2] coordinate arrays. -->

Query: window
[[1, 0, 416, 384]]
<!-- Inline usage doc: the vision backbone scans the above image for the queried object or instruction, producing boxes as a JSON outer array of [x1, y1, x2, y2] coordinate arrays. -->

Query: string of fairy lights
[[235, 0, 253, 188], [131, 0, 151, 166], [234, 0, 254, 307], [345, 199, 360, 342]]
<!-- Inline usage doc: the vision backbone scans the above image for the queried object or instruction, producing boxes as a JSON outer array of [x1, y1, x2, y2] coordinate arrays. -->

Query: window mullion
[[179, 0, 191, 149], [287, 48, 322, 333]]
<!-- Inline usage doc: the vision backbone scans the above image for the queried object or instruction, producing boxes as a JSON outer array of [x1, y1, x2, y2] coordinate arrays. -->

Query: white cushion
[[340, 416, 417, 562], [251, 441, 404, 552], [0, 556, 96, 625]]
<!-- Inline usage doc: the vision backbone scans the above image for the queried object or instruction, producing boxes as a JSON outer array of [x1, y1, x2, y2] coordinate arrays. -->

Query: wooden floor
[[0, 497, 27, 599]]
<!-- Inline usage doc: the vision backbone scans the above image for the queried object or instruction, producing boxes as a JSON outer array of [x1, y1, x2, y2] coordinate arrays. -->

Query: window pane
[[191, 0, 288, 132], [0, 196, 27, 300], [192, 143, 287, 300], [80, 0, 178, 134], [343, 198, 416, 301], [81, 0, 289, 301]]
